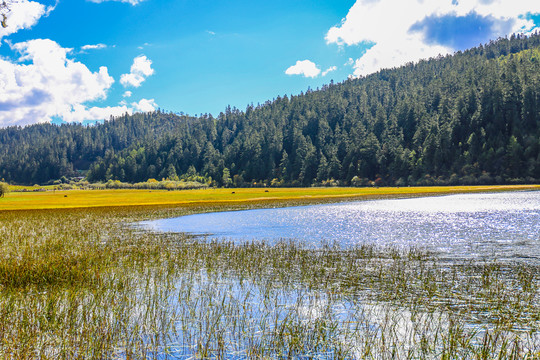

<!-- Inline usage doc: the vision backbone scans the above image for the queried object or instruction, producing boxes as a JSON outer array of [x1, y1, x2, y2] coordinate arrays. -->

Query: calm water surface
[[139, 191, 540, 262]]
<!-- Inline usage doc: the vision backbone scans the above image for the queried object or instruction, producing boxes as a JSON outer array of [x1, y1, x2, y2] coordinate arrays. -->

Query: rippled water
[[139, 191, 540, 262]]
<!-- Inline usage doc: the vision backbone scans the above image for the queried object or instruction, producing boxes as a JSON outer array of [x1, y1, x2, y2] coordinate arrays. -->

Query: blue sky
[[0, 0, 539, 127]]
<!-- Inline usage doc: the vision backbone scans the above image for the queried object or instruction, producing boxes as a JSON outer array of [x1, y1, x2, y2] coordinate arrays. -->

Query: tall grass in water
[[0, 205, 538, 358]]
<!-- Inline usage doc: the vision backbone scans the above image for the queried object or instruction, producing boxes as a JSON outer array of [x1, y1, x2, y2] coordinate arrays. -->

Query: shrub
[[0, 182, 8, 197]]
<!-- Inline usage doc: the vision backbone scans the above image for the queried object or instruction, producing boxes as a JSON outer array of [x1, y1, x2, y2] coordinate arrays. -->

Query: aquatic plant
[[0, 201, 538, 358]]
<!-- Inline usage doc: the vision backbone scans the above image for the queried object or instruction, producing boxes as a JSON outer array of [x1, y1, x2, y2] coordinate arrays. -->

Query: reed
[[0, 201, 538, 358]]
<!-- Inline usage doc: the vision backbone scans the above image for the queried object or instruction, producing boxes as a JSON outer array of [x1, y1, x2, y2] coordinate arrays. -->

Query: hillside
[[1, 33, 540, 186]]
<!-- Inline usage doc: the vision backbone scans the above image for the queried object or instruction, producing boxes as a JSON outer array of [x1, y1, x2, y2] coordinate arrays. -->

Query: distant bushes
[[7, 178, 209, 192], [5, 173, 538, 193], [0, 182, 8, 197], [346, 173, 539, 188], [89, 179, 209, 191]]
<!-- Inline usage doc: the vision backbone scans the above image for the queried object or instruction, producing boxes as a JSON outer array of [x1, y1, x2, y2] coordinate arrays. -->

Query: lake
[[138, 190, 540, 263]]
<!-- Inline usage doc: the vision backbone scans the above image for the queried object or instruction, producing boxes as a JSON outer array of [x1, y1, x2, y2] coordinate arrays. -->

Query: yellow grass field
[[1, 185, 538, 211]]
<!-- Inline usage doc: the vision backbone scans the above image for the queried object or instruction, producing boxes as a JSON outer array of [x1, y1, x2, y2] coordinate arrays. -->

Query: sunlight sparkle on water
[[139, 191, 540, 263]]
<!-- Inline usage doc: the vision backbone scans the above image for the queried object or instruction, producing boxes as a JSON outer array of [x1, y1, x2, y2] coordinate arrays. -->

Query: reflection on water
[[139, 191, 540, 263]]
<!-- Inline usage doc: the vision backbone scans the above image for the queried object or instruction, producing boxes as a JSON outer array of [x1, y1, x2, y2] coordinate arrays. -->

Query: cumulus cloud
[[120, 55, 154, 87], [322, 66, 337, 76], [285, 60, 321, 78], [61, 104, 129, 123], [122, 90, 132, 98], [326, 0, 540, 76], [132, 98, 157, 112], [0, 39, 155, 126], [63, 98, 157, 122], [0, 1, 52, 41]]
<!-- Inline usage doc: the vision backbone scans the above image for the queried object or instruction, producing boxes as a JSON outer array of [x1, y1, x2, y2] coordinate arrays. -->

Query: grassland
[[0, 186, 539, 358], [2, 184, 539, 211]]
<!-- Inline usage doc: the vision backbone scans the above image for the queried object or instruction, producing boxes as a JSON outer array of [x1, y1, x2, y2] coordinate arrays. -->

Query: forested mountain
[[0, 113, 190, 184], [1, 33, 540, 186]]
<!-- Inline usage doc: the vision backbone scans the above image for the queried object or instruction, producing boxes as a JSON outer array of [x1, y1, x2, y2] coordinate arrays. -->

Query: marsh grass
[[0, 202, 539, 358]]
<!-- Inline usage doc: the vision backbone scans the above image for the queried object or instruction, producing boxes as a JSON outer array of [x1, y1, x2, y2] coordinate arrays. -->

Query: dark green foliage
[[2, 33, 540, 186], [0, 112, 191, 184]]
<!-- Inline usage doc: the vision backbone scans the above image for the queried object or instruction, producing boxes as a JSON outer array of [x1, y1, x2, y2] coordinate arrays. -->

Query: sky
[[0, 0, 539, 127]]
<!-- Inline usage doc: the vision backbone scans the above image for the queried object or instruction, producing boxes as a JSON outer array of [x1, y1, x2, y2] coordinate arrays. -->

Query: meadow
[[2, 184, 538, 211], [0, 186, 539, 358]]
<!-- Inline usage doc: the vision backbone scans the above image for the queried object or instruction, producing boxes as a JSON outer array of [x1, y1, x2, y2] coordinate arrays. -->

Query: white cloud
[[285, 60, 321, 78], [326, 0, 540, 76], [88, 0, 146, 5], [122, 90, 132, 98], [63, 98, 157, 122], [132, 98, 157, 112], [0, 1, 51, 41], [81, 43, 107, 51], [137, 42, 151, 50], [322, 66, 337, 76], [61, 104, 129, 123], [120, 55, 154, 87], [0, 39, 155, 127]]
